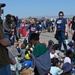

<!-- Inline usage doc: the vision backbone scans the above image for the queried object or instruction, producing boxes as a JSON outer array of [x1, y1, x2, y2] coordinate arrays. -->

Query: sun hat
[[62, 62, 73, 73]]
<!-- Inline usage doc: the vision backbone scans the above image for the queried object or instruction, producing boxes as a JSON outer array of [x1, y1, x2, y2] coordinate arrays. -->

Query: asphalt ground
[[40, 32, 72, 44], [19, 31, 72, 50]]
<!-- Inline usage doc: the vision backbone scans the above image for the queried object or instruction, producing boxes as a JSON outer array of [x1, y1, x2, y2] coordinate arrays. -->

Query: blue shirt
[[28, 24, 42, 37], [41, 22, 46, 27], [55, 18, 67, 32], [46, 21, 51, 27], [16, 19, 21, 28], [39, 24, 42, 31]]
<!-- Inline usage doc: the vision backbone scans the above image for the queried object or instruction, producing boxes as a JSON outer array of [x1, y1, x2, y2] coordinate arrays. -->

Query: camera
[[0, 3, 6, 8], [0, 3, 6, 15]]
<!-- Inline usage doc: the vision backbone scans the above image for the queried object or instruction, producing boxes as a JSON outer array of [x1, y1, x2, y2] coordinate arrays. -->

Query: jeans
[[5, 34, 15, 45], [0, 65, 11, 75], [5, 34, 11, 41], [57, 31, 67, 51]]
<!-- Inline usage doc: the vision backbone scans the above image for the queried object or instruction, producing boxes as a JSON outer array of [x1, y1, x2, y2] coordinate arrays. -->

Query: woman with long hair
[[11, 15, 18, 42], [3, 14, 16, 45]]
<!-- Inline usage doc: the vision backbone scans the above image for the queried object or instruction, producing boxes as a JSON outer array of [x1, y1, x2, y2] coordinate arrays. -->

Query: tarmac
[[40, 32, 72, 44], [19, 31, 72, 49]]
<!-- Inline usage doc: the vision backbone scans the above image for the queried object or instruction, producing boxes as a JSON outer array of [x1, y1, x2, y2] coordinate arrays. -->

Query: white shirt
[[64, 57, 71, 64], [50, 53, 59, 59], [48, 66, 61, 75]]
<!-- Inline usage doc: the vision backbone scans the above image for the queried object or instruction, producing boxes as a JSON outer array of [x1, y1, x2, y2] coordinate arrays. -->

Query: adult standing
[[41, 20, 46, 32], [46, 19, 51, 32], [20, 20, 27, 37], [11, 15, 17, 42], [54, 11, 68, 51], [4, 14, 16, 45], [0, 3, 11, 75], [26, 18, 42, 43], [70, 16, 75, 52], [16, 16, 21, 41]]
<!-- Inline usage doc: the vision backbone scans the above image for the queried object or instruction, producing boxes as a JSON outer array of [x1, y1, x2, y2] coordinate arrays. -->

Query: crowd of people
[[0, 3, 75, 75]]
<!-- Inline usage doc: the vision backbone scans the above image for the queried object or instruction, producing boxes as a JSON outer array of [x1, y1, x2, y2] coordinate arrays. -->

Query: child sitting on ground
[[64, 50, 73, 64], [11, 42, 22, 75], [54, 44, 60, 56], [20, 43, 26, 59], [68, 41, 74, 53], [14, 42, 21, 56], [20, 39, 27, 59], [68, 41, 75, 64], [22, 51, 32, 69], [48, 40, 54, 50], [61, 62, 72, 75], [48, 58, 61, 75], [22, 44, 33, 69], [50, 44, 59, 59]]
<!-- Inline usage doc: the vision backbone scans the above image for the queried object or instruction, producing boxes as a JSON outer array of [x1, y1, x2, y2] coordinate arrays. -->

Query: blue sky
[[0, 0, 75, 18]]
